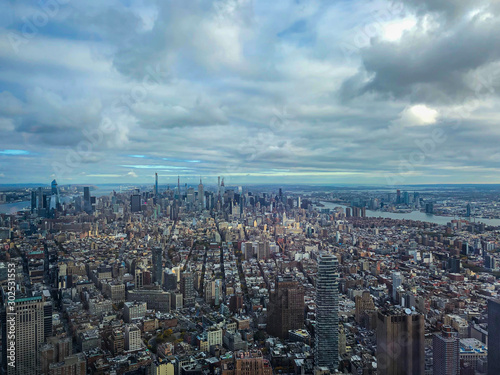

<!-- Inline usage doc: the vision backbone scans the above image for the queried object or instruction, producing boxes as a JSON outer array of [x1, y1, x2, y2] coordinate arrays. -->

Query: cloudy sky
[[1, 0, 500, 186]]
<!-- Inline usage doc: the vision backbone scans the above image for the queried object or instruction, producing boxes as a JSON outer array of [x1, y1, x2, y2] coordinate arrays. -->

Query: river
[[0, 201, 31, 214], [319, 201, 500, 227], [0, 186, 122, 214]]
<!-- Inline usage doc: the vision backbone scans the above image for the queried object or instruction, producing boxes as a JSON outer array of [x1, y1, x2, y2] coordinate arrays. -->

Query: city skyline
[[1, 1, 500, 184], [1, 173, 500, 374]]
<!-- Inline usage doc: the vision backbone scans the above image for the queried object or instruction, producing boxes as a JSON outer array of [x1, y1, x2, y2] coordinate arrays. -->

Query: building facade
[[433, 325, 460, 375], [488, 299, 500, 375], [314, 253, 339, 371], [267, 275, 304, 339], [376, 309, 425, 375]]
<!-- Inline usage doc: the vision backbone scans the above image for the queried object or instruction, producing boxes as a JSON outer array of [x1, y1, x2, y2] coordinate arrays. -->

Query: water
[[0, 186, 133, 214], [320, 201, 500, 227], [0, 196, 74, 214], [0, 201, 31, 214]]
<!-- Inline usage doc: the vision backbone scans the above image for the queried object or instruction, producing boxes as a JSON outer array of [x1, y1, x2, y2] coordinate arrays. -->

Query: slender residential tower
[[155, 173, 158, 196], [315, 253, 339, 371]]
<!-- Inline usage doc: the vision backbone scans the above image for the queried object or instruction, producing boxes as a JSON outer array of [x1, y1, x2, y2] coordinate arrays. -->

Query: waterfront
[[0, 201, 30, 214], [320, 201, 500, 227]]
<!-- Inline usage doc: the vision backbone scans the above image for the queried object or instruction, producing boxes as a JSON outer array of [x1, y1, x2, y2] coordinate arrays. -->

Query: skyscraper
[[315, 253, 339, 371], [488, 299, 500, 375], [376, 308, 425, 375], [198, 178, 204, 210], [181, 272, 195, 307], [155, 172, 159, 197], [403, 191, 410, 205], [485, 255, 496, 269], [433, 325, 460, 375], [163, 269, 177, 291], [31, 190, 37, 213], [50, 179, 60, 211], [37, 186, 44, 211], [392, 272, 403, 303], [267, 275, 304, 339], [83, 186, 91, 213], [152, 247, 163, 285], [1, 296, 46, 375], [221, 178, 225, 202], [83, 186, 90, 203], [130, 194, 141, 213]]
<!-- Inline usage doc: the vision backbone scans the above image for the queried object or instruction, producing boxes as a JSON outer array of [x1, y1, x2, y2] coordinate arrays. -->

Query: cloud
[[394, 105, 439, 127], [1, 0, 500, 184], [343, 2, 500, 103]]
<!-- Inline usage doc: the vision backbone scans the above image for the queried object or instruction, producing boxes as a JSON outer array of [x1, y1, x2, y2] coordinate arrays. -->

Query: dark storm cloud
[[344, 1, 500, 104]]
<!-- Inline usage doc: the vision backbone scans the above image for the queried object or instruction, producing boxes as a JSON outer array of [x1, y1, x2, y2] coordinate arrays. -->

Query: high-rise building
[[38, 186, 44, 211], [83, 186, 90, 202], [448, 257, 461, 273], [1, 296, 46, 375], [198, 178, 204, 210], [221, 178, 225, 202], [152, 247, 163, 285], [376, 308, 425, 375], [315, 253, 339, 371], [433, 325, 460, 375], [181, 272, 195, 307], [163, 269, 177, 291], [83, 186, 91, 213], [31, 190, 37, 213], [130, 194, 141, 213], [488, 299, 500, 375], [155, 172, 159, 197], [267, 275, 304, 339], [187, 187, 195, 205], [485, 255, 496, 270], [51, 179, 60, 207], [392, 272, 403, 303], [355, 291, 376, 326]]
